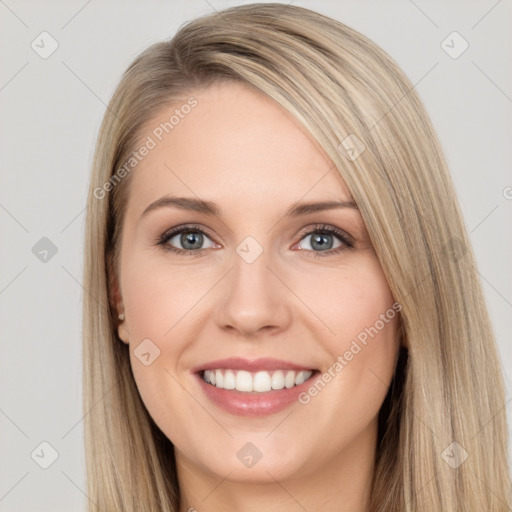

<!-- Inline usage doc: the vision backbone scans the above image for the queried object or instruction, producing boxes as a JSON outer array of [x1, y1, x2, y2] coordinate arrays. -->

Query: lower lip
[[194, 371, 319, 417]]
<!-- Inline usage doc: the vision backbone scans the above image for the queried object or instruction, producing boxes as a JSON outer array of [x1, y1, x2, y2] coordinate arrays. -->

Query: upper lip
[[190, 357, 316, 374]]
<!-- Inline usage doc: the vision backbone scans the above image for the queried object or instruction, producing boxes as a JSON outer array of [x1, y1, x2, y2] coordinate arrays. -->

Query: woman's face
[[115, 80, 400, 485]]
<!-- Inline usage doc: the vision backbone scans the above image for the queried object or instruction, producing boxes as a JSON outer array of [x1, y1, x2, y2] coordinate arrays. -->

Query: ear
[[108, 258, 130, 345]]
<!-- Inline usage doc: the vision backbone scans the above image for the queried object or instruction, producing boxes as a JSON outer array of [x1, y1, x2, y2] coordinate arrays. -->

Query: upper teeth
[[202, 369, 313, 392]]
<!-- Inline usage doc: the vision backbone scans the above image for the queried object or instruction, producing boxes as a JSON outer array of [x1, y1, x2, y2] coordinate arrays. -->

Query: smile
[[191, 357, 321, 416], [202, 369, 314, 392]]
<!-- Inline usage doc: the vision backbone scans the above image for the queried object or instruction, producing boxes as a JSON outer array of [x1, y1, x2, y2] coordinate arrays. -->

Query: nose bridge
[[214, 234, 291, 336], [230, 235, 276, 303], [233, 238, 271, 289]]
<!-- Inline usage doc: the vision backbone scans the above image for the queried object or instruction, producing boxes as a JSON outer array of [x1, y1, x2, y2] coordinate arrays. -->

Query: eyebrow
[[140, 195, 358, 220]]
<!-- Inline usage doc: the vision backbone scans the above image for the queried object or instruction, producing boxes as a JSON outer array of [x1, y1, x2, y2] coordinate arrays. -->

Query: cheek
[[294, 253, 399, 419], [120, 254, 216, 343], [291, 251, 397, 345], [119, 254, 216, 439]]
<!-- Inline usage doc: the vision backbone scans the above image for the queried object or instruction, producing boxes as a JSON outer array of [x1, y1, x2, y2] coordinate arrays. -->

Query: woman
[[82, 3, 511, 511]]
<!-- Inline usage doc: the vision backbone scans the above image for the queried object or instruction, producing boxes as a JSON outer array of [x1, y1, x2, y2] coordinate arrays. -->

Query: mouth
[[191, 358, 320, 416], [199, 368, 318, 393]]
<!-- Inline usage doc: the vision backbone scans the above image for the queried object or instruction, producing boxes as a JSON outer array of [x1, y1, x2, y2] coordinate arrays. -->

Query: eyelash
[[155, 223, 354, 258]]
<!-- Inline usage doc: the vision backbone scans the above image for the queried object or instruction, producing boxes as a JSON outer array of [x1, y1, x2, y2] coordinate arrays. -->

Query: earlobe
[[117, 322, 130, 345]]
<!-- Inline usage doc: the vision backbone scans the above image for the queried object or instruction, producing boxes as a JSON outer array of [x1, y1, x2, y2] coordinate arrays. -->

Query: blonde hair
[[83, 3, 512, 510]]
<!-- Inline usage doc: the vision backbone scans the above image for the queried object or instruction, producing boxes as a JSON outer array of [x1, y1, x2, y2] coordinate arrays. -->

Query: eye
[[157, 224, 218, 256], [156, 223, 354, 257], [294, 224, 354, 258]]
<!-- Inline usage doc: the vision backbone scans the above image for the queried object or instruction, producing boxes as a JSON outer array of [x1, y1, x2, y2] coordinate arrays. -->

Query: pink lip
[[190, 358, 319, 417], [190, 357, 315, 373]]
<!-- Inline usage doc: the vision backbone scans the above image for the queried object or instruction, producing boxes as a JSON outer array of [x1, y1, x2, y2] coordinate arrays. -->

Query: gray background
[[1, 0, 511, 510]]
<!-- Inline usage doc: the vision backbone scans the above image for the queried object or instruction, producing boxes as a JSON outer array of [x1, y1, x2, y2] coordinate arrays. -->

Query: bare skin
[[113, 80, 401, 512]]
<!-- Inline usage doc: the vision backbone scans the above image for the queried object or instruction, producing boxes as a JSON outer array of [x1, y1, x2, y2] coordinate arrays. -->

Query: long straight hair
[[82, 3, 512, 510]]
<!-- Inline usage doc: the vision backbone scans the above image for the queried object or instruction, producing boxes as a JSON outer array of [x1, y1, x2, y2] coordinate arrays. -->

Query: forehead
[[124, 81, 351, 219]]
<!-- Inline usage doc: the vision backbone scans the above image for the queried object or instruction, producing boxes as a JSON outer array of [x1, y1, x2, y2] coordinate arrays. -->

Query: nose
[[213, 248, 292, 338]]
